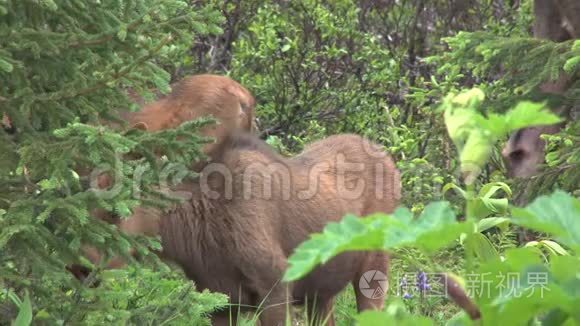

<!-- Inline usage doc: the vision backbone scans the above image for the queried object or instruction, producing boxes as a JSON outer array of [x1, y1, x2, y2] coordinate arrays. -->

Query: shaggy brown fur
[[124, 74, 256, 160], [69, 74, 255, 280], [97, 132, 401, 325]]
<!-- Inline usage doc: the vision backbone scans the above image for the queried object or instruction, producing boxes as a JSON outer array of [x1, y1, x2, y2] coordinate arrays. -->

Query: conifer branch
[[28, 34, 173, 103]]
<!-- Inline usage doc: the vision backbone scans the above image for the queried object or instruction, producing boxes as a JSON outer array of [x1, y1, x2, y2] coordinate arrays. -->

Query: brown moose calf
[[119, 132, 401, 325], [68, 74, 256, 280]]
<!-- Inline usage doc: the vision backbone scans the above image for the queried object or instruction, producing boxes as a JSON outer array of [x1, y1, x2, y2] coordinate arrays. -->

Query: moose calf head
[[502, 124, 563, 178]]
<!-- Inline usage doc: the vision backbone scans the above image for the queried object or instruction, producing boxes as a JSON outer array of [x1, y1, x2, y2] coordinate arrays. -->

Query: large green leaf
[[458, 130, 493, 184], [12, 292, 32, 326], [464, 232, 499, 262], [445, 311, 473, 326], [525, 240, 570, 257], [473, 248, 580, 325], [284, 202, 473, 281], [356, 310, 433, 326], [476, 217, 510, 233], [503, 101, 562, 132], [511, 191, 580, 253], [356, 300, 434, 326]]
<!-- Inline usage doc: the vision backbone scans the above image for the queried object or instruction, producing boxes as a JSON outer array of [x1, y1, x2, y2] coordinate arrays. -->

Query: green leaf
[[410, 202, 473, 253], [469, 198, 506, 220], [450, 88, 485, 107], [443, 105, 476, 148], [442, 183, 468, 199], [12, 292, 32, 326], [464, 232, 499, 262], [479, 182, 512, 199], [525, 240, 570, 257], [117, 25, 128, 41], [0, 58, 13, 72], [511, 191, 580, 253], [539, 308, 571, 326], [474, 248, 580, 323], [504, 101, 562, 133], [481, 198, 508, 216], [445, 311, 473, 326], [458, 131, 492, 183], [540, 240, 570, 256], [356, 300, 434, 325], [39, 0, 58, 10], [563, 56, 580, 73], [0, 225, 35, 249], [491, 264, 571, 324], [356, 311, 433, 326], [476, 113, 507, 138], [284, 202, 472, 281], [476, 217, 509, 233]]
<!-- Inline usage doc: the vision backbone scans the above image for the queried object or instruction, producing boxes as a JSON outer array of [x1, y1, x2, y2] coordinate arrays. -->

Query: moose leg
[[255, 274, 293, 326], [236, 247, 293, 326], [352, 252, 389, 311], [306, 296, 336, 326]]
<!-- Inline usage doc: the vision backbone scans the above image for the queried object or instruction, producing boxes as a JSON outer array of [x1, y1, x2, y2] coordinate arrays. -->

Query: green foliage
[[13, 291, 32, 326], [69, 268, 227, 325], [230, 0, 398, 144], [436, 32, 579, 97], [442, 89, 561, 183], [284, 202, 472, 282], [356, 300, 434, 326], [444, 181, 512, 220], [0, 0, 226, 323], [511, 191, 580, 253], [285, 92, 580, 324], [431, 28, 580, 198]]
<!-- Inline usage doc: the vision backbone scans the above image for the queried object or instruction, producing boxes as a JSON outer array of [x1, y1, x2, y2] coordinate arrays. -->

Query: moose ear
[[131, 121, 149, 131]]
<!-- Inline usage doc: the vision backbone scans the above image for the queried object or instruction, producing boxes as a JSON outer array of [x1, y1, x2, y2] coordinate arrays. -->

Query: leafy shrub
[[284, 89, 579, 325]]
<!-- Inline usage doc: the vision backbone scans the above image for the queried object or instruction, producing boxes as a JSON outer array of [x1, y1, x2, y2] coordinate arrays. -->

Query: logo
[[359, 270, 388, 299]]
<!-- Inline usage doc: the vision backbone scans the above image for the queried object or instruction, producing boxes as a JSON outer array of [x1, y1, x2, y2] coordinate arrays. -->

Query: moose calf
[[94, 131, 401, 325], [68, 74, 256, 280]]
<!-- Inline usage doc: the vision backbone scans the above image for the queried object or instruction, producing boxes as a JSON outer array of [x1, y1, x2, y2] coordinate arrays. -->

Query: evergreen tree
[[0, 1, 226, 323]]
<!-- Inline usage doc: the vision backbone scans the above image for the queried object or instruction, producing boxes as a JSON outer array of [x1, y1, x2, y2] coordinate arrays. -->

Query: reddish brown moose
[[68, 74, 256, 279], [85, 131, 401, 326]]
